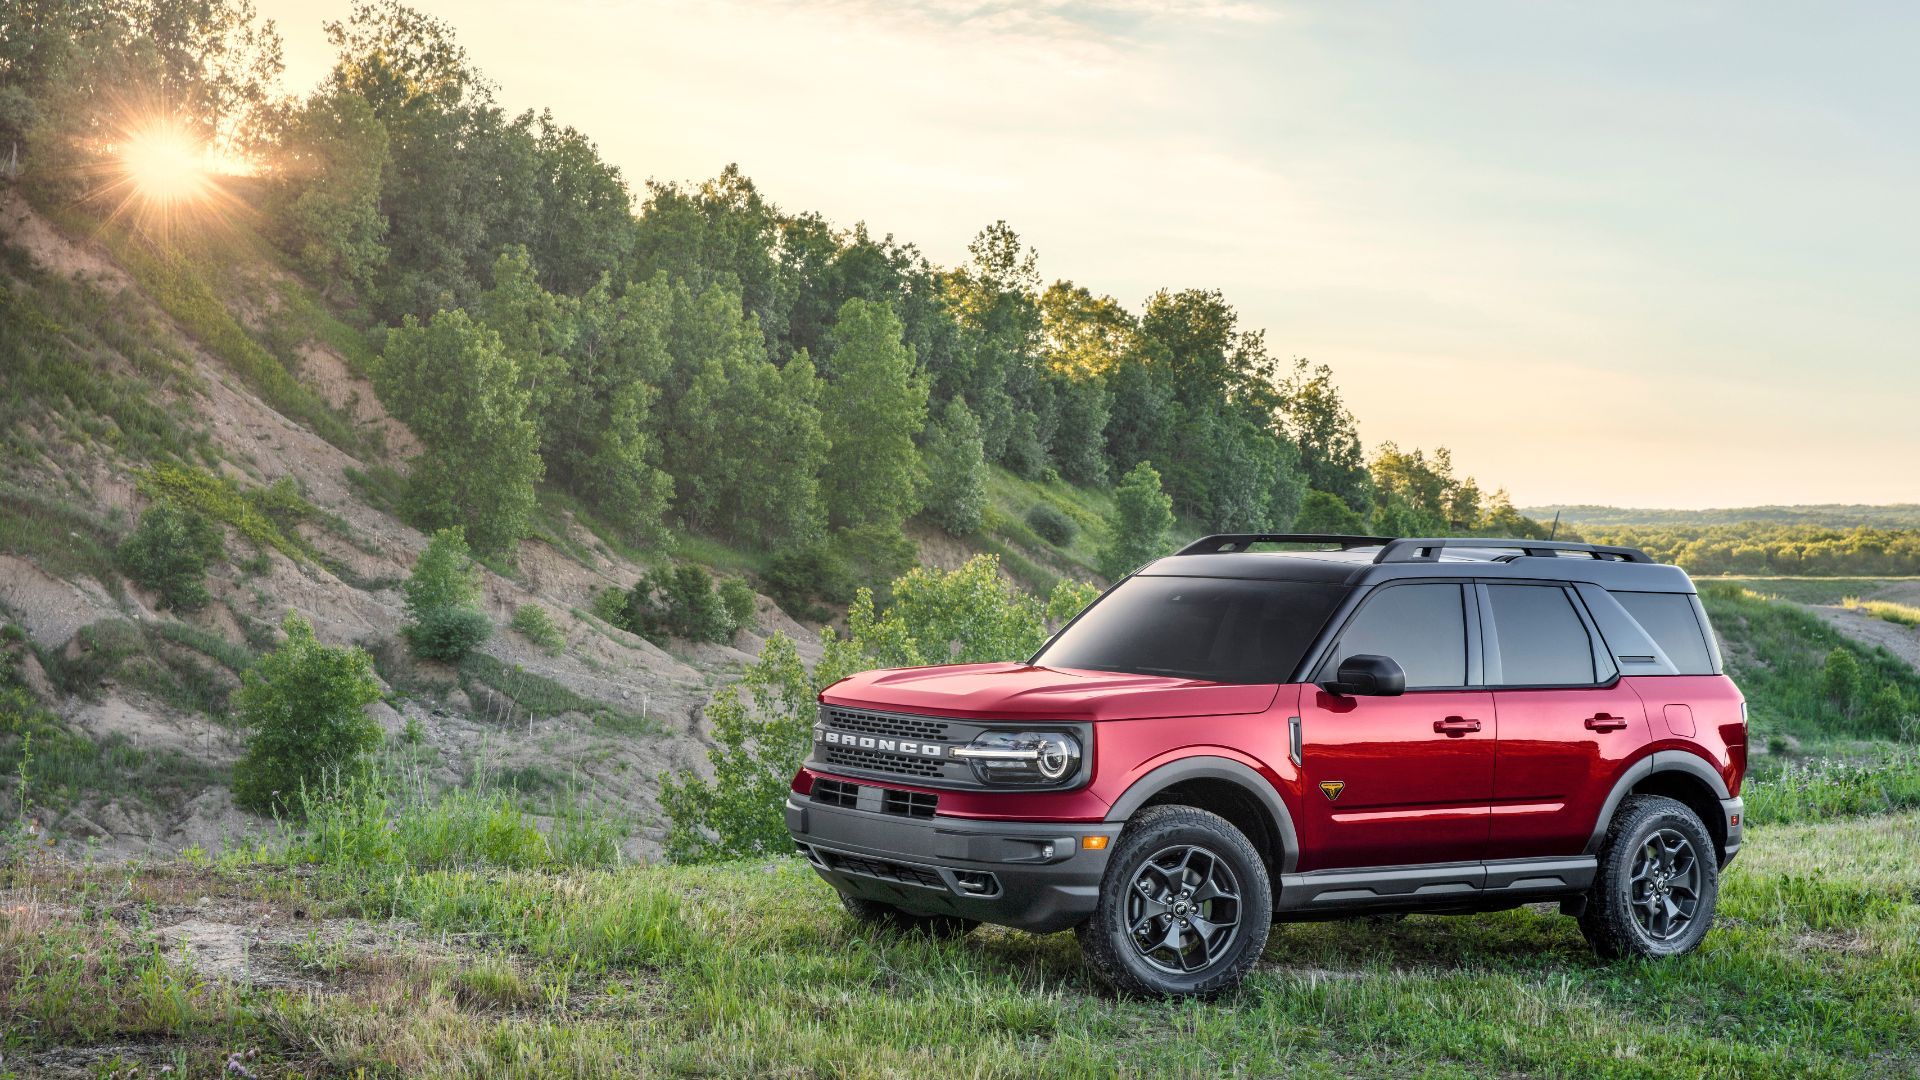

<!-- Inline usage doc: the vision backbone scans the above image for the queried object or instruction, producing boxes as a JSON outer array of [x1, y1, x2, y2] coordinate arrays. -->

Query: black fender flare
[[1103, 755, 1300, 874], [1584, 749, 1733, 856]]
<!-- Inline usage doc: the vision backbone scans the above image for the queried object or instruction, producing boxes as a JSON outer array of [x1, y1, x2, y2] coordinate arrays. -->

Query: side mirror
[[1323, 654, 1406, 697]]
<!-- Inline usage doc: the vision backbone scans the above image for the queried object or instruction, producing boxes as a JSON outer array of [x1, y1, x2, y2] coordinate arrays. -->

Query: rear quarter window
[[1612, 591, 1716, 675]]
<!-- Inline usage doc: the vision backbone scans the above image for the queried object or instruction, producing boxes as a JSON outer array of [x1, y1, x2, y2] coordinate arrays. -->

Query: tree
[[1100, 461, 1175, 580], [400, 526, 490, 661], [473, 246, 571, 435], [656, 281, 825, 544], [232, 612, 382, 816], [1279, 358, 1371, 512], [375, 308, 543, 553], [1295, 490, 1368, 535], [266, 86, 389, 301], [120, 502, 225, 612], [819, 298, 929, 532], [621, 564, 738, 644], [548, 275, 674, 542], [921, 398, 988, 536]]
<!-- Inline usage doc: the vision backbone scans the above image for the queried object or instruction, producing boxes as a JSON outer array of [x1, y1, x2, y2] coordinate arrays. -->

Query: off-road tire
[[838, 893, 979, 938], [1076, 805, 1272, 998], [1579, 794, 1719, 960]]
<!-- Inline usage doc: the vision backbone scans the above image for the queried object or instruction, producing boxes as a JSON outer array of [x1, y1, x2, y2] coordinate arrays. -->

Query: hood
[[820, 662, 1279, 722]]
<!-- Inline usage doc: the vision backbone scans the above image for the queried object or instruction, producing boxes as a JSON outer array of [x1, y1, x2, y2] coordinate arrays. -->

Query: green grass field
[[4, 805, 1918, 1078]]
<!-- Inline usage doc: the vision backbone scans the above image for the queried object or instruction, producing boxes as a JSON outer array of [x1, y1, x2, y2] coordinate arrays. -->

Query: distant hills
[[1522, 505, 1920, 529]]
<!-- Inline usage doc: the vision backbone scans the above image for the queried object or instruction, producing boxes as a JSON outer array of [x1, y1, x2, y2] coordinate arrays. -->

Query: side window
[[1613, 591, 1715, 675], [1484, 584, 1597, 686], [1321, 584, 1466, 689]]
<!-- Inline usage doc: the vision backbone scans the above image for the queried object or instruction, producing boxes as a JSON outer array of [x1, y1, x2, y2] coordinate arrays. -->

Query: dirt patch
[[1808, 605, 1920, 669], [298, 342, 421, 462], [0, 555, 132, 645], [1, 188, 138, 290]]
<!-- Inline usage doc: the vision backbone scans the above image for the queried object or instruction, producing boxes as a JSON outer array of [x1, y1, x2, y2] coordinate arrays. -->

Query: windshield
[[1033, 576, 1348, 684]]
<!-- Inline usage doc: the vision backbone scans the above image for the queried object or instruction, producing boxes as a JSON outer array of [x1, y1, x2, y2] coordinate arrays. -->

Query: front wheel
[[1579, 794, 1719, 959], [1076, 805, 1272, 998]]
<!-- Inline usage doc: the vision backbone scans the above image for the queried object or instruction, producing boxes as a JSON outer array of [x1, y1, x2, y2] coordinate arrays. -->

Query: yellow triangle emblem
[[1319, 780, 1346, 802]]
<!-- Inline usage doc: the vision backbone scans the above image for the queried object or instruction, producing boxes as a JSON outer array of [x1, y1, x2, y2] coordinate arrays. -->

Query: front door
[[1296, 583, 1495, 871]]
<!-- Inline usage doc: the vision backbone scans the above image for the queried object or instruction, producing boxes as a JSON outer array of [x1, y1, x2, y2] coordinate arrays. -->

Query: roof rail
[[1373, 538, 1654, 564], [1175, 533, 1395, 556]]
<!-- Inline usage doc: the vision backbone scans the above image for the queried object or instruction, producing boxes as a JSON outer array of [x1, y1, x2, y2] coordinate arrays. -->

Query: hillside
[[1524, 504, 1920, 528], [0, 188, 891, 859]]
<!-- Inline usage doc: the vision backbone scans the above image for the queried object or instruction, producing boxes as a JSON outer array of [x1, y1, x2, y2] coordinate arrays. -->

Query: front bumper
[[786, 794, 1118, 933]]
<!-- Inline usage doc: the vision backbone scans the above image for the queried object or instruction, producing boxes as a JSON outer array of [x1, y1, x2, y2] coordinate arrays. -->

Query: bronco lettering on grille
[[815, 726, 949, 758]]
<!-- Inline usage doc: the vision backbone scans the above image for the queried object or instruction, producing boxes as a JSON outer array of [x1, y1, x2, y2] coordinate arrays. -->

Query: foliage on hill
[[1587, 524, 1920, 576], [1, 0, 1563, 592]]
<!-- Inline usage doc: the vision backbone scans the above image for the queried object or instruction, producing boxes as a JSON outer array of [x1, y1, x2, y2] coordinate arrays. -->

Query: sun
[[119, 121, 215, 209]]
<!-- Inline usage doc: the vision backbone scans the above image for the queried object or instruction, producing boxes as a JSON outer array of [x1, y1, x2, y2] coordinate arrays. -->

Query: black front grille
[[812, 778, 859, 809], [822, 706, 950, 742], [822, 850, 945, 889], [824, 744, 945, 778], [883, 788, 939, 818]]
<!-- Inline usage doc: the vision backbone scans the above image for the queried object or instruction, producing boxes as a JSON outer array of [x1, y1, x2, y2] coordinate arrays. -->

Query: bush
[[232, 612, 383, 816], [1864, 684, 1911, 736], [406, 607, 493, 662], [119, 502, 224, 612], [717, 577, 757, 633], [763, 542, 855, 620], [1025, 504, 1077, 546], [623, 564, 736, 644], [510, 604, 564, 655], [1822, 648, 1861, 712], [1099, 460, 1175, 580], [402, 528, 491, 661]]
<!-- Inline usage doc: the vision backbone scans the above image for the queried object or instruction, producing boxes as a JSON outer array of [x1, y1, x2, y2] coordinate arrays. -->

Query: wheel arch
[[1586, 750, 1732, 863], [1104, 756, 1299, 876]]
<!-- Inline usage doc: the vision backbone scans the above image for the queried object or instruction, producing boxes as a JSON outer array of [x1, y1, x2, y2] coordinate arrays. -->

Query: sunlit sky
[[256, 1, 1920, 509]]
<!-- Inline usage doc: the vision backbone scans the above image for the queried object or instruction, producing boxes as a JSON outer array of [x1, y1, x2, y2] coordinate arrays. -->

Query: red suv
[[787, 535, 1746, 997]]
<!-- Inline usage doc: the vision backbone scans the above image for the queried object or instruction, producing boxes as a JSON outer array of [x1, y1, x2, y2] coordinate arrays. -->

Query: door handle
[[1433, 716, 1481, 736], [1585, 713, 1629, 732]]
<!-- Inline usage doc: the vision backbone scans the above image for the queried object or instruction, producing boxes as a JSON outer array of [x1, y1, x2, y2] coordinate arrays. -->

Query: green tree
[[1279, 358, 1371, 512], [622, 564, 737, 644], [1295, 490, 1369, 534], [921, 398, 988, 536], [376, 308, 543, 554], [232, 612, 382, 816], [548, 275, 674, 542], [1100, 461, 1175, 580], [119, 502, 225, 612], [266, 86, 389, 301], [820, 298, 929, 532], [401, 527, 491, 661], [474, 246, 572, 434]]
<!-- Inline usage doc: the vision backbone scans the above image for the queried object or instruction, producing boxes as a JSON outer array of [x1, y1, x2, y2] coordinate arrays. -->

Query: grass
[[38, 618, 253, 718], [3, 806, 1917, 1077], [1708, 576, 1920, 606], [455, 653, 660, 736], [1698, 583, 1920, 740], [1842, 596, 1920, 627], [1742, 747, 1920, 825]]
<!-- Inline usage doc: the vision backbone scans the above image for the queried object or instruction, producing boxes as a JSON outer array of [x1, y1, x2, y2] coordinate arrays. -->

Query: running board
[[1278, 856, 1597, 910]]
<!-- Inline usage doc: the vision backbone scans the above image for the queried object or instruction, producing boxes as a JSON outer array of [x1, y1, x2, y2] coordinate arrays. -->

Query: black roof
[[1138, 534, 1697, 592]]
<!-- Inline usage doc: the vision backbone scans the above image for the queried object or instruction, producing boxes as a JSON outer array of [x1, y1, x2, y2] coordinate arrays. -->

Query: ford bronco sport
[[787, 535, 1746, 997]]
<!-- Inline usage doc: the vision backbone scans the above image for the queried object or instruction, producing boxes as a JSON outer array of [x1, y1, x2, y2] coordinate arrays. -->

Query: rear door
[[1296, 582, 1495, 871], [1482, 582, 1650, 858]]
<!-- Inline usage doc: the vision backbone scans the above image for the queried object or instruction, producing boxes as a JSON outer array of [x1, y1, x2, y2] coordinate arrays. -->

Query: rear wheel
[[1076, 805, 1272, 998], [1579, 794, 1718, 959], [838, 893, 978, 938]]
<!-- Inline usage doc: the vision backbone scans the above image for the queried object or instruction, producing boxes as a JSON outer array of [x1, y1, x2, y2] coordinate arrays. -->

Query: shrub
[[921, 398, 988, 536], [402, 528, 491, 662], [1864, 684, 1910, 736], [717, 577, 757, 633], [232, 612, 383, 816], [763, 542, 855, 620], [1821, 648, 1861, 712], [623, 565, 736, 644], [119, 502, 224, 612], [509, 604, 564, 655], [1026, 503, 1077, 546]]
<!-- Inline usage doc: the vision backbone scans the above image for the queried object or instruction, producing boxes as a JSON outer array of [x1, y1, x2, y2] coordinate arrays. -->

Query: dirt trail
[[1807, 605, 1920, 669]]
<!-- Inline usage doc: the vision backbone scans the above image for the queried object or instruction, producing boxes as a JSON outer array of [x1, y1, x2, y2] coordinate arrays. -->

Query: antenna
[[1549, 510, 1561, 540]]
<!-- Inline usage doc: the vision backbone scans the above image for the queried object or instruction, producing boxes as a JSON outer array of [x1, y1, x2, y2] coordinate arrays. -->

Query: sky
[[253, 0, 1920, 509]]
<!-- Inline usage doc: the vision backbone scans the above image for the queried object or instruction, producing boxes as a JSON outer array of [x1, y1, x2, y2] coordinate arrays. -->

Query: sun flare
[[119, 122, 215, 207]]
